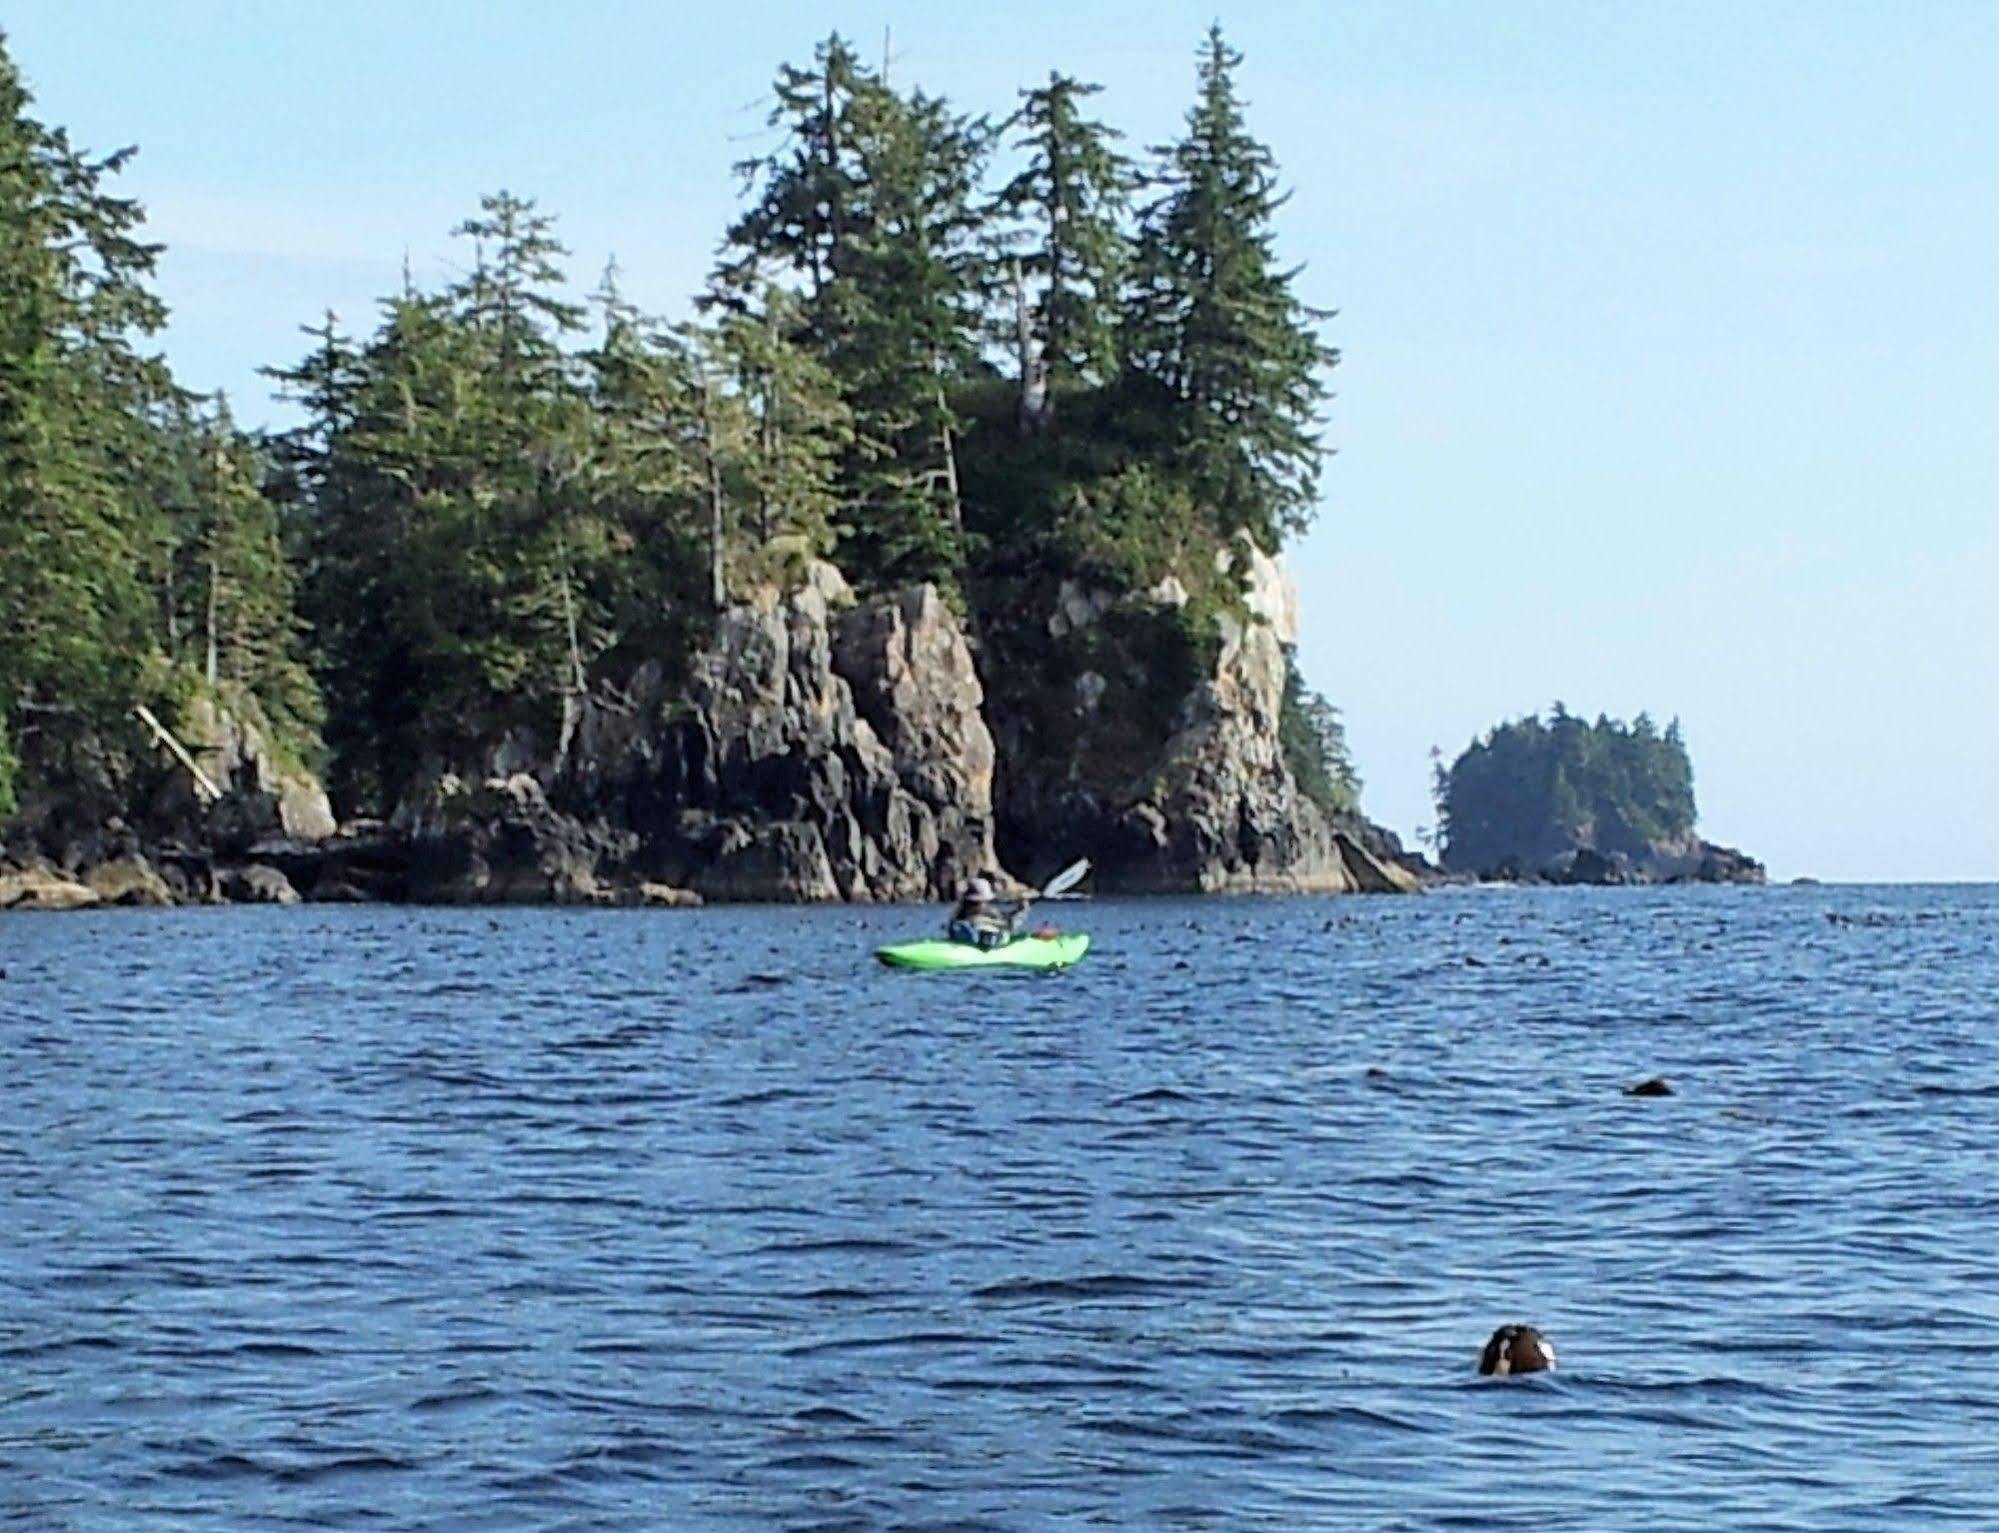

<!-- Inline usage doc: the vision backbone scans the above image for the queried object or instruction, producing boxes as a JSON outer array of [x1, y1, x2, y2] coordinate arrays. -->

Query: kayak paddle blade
[[1039, 858, 1091, 900]]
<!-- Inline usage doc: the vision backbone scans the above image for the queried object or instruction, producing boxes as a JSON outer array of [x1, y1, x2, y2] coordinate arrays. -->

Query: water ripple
[[2, 885, 1996, 1528]]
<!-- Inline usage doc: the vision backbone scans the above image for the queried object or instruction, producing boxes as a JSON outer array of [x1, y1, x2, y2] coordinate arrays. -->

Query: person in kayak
[[947, 876, 1017, 949]]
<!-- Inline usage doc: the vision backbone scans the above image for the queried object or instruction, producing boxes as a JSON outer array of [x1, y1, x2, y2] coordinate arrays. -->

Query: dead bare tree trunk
[[1013, 259, 1049, 434], [703, 382, 728, 611], [553, 535, 588, 772], [936, 380, 964, 542], [204, 550, 219, 688]]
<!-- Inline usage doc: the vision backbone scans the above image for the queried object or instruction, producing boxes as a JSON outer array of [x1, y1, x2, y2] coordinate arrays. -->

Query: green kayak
[[875, 933, 1091, 972]]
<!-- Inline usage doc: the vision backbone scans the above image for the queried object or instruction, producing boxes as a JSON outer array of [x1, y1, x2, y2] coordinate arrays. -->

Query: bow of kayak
[[875, 934, 1091, 971]]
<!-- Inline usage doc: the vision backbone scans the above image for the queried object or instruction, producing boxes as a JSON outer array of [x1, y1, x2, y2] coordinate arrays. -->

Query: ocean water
[[3, 885, 1998, 1531]]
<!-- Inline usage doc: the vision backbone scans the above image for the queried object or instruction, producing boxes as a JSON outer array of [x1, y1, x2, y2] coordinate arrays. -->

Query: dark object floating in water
[[1625, 1076, 1675, 1098], [1479, 1323, 1557, 1376]]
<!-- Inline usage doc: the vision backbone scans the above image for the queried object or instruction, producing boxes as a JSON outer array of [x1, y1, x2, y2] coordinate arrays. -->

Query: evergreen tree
[[1123, 25, 1334, 547], [452, 190, 586, 379], [708, 286, 850, 554], [579, 267, 711, 665], [719, 34, 875, 303], [0, 31, 175, 795], [991, 72, 1133, 422], [155, 397, 321, 741], [830, 82, 990, 586], [1279, 650, 1360, 815], [720, 38, 989, 590], [0, 711, 15, 818]]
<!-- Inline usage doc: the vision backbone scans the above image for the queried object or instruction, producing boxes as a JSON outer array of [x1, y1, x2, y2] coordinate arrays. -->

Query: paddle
[[1014, 858, 1091, 930], [1036, 858, 1092, 901]]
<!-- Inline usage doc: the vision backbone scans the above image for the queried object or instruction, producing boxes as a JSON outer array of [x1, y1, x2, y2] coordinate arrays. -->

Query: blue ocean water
[[3, 885, 1997, 1530]]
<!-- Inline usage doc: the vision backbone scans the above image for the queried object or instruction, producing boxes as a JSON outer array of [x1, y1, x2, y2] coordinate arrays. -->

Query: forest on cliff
[[0, 24, 1358, 832], [1437, 709, 1700, 876]]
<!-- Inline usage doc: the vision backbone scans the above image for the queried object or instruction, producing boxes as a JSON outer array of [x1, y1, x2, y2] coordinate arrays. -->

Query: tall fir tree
[[578, 266, 711, 671], [1123, 25, 1335, 548], [156, 398, 322, 742], [0, 30, 176, 796], [991, 72, 1133, 424], [708, 285, 850, 554], [720, 38, 989, 590], [831, 82, 989, 586], [0, 710, 15, 818], [719, 34, 874, 305]]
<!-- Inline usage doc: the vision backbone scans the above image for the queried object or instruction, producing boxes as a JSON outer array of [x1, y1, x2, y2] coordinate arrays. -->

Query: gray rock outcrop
[[1534, 838, 1766, 887], [84, 855, 174, 907], [980, 537, 1407, 895], [631, 564, 1001, 901], [217, 864, 302, 905], [0, 860, 101, 911], [160, 692, 337, 848], [399, 773, 623, 904], [388, 563, 1005, 904]]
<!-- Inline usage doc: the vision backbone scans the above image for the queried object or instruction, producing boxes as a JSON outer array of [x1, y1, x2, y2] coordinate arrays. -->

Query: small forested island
[[0, 27, 1427, 911], [1434, 710, 1764, 885]]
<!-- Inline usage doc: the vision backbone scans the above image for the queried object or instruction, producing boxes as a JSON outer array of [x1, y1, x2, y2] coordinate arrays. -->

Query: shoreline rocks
[[9, 550, 1773, 912], [1474, 838, 1767, 888], [978, 539, 1418, 897]]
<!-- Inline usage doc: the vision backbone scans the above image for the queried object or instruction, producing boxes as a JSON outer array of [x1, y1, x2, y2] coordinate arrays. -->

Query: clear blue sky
[[9, 2, 1996, 881]]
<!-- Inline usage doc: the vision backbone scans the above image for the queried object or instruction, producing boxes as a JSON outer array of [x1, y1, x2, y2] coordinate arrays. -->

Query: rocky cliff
[[384, 563, 1001, 904], [5, 549, 1421, 908], [974, 537, 1416, 895], [1, 687, 337, 909]]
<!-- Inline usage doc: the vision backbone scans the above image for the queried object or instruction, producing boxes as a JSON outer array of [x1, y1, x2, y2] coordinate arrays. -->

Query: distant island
[[0, 26, 1433, 910], [1433, 709, 1764, 885]]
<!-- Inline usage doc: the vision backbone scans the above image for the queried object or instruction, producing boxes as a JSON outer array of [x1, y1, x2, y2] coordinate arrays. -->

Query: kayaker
[[947, 876, 1016, 949]]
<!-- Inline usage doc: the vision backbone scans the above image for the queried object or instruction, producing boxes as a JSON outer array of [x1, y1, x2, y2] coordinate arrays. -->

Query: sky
[[7, 1, 1996, 881]]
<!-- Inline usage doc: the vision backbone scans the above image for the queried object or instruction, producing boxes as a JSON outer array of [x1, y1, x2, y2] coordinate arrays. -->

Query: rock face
[[399, 773, 623, 904], [0, 860, 101, 911], [396, 563, 1005, 904], [161, 692, 338, 848], [84, 856, 174, 907], [217, 864, 302, 905], [635, 566, 999, 902], [1534, 837, 1766, 887], [979, 537, 1402, 895], [1106, 598, 1351, 892]]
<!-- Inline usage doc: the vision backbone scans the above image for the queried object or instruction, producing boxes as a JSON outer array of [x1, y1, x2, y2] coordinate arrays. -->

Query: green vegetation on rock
[[0, 710, 16, 819], [0, 22, 1347, 835], [1439, 707, 1698, 875], [0, 32, 320, 811], [1281, 653, 1361, 817]]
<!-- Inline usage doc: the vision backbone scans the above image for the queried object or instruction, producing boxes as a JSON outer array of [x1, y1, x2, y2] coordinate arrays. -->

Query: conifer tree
[[166, 400, 322, 740], [1280, 651, 1360, 815], [720, 34, 874, 304], [709, 286, 850, 554], [0, 712, 16, 818], [720, 39, 988, 590], [579, 268, 710, 665], [1124, 25, 1334, 547], [0, 31, 174, 792], [830, 82, 989, 586], [992, 72, 1133, 423]]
